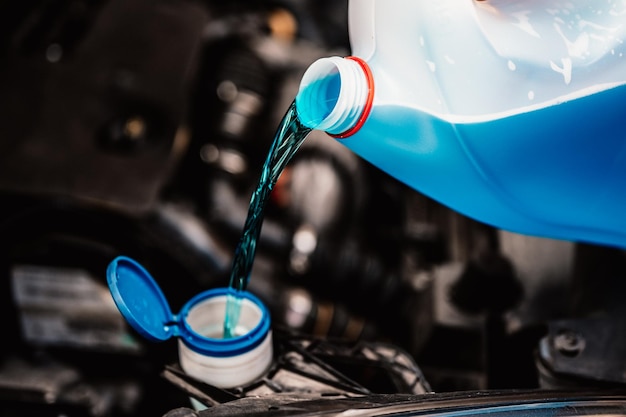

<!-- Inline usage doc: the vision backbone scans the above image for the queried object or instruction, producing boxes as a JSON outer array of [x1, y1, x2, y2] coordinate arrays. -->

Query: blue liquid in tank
[[296, 72, 342, 129], [340, 84, 626, 247]]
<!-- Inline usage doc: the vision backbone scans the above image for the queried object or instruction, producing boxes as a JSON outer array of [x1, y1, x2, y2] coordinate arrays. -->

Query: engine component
[[165, 387, 626, 417], [161, 328, 432, 411]]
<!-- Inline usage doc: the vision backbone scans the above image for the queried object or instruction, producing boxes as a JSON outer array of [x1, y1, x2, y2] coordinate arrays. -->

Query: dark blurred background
[[0, 0, 625, 416]]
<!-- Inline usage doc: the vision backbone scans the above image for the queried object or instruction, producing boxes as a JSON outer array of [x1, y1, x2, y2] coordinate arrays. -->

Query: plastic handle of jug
[[296, 56, 374, 138]]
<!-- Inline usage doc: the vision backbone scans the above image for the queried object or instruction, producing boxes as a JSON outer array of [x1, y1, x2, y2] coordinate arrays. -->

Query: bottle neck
[[296, 56, 374, 138]]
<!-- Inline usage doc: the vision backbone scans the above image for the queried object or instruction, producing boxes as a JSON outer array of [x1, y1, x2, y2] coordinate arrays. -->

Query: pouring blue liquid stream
[[223, 99, 313, 338]]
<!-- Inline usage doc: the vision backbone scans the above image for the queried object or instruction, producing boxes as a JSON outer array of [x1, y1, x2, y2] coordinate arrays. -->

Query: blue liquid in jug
[[343, 83, 626, 247], [223, 100, 312, 338]]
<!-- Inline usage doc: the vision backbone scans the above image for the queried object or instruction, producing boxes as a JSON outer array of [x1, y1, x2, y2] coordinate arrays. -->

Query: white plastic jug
[[296, 0, 626, 248]]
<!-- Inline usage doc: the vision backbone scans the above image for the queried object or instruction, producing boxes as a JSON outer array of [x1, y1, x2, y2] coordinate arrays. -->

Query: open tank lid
[[107, 256, 177, 342]]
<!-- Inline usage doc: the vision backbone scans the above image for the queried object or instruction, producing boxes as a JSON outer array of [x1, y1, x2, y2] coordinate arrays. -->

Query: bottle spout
[[296, 56, 374, 138]]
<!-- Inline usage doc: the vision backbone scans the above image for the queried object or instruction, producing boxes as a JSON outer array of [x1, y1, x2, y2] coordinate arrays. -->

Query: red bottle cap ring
[[330, 56, 375, 139]]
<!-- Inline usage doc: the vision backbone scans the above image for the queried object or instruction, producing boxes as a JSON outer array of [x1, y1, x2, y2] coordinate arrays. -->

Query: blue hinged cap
[[107, 256, 177, 342], [107, 256, 272, 358]]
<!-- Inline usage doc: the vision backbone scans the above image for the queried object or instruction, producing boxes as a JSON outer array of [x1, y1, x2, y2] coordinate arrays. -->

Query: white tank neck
[[295, 56, 372, 137]]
